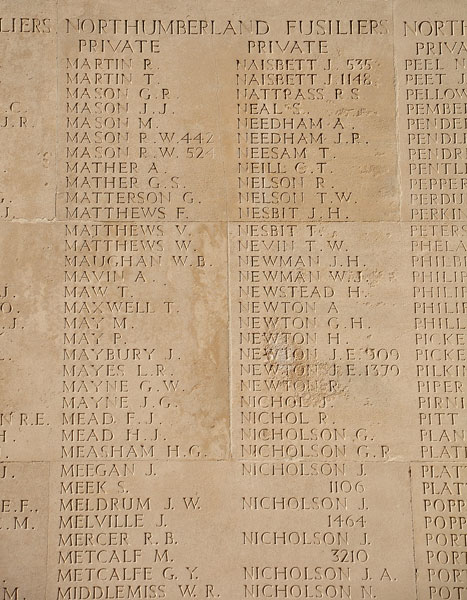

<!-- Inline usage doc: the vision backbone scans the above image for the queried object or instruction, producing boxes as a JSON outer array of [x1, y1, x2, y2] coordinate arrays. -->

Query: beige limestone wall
[[0, 2, 466, 599]]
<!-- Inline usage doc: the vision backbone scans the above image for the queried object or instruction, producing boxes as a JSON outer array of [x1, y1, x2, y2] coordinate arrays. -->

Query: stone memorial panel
[[0, 1, 466, 599]]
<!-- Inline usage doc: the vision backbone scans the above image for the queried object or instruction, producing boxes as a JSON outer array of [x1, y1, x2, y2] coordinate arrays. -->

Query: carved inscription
[[0, 1, 465, 599]]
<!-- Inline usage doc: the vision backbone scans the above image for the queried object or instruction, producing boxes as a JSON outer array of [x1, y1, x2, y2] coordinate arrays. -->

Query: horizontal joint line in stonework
[[5, 219, 467, 225], [2, 459, 466, 465]]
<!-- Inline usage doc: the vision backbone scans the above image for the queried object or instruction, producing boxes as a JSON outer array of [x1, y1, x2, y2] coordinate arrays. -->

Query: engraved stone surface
[[0, 1, 466, 599]]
